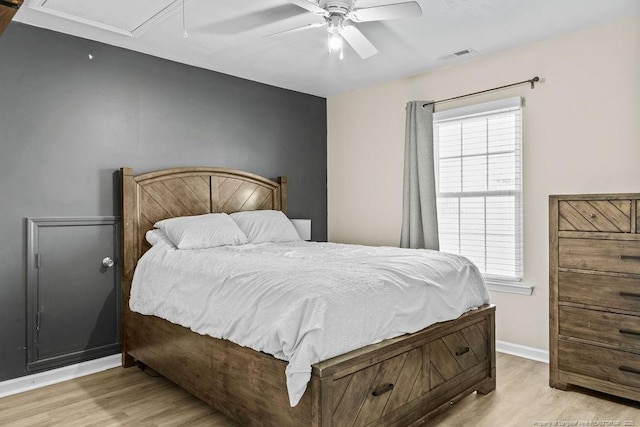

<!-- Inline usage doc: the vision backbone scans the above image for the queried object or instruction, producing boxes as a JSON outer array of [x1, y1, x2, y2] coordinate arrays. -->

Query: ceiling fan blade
[[349, 1, 422, 23], [341, 25, 378, 59], [264, 21, 326, 38], [286, 0, 328, 16], [192, 5, 313, 35]]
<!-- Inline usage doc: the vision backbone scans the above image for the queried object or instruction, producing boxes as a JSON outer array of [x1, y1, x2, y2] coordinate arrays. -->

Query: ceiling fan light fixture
[[280, 0, 421, 59], [327, 14, 344, 57], [328, 30, 342, 52]]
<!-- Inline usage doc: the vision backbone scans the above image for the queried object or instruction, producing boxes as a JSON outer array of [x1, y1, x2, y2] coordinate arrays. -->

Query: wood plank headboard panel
[[120, 167, 287, 282]]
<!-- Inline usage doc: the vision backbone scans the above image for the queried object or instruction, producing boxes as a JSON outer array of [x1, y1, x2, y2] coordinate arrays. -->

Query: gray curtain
[[400, 101, 439, 250]]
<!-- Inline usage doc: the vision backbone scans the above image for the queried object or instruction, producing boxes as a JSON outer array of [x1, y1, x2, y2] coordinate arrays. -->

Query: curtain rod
[[423, 76, 540, 108]]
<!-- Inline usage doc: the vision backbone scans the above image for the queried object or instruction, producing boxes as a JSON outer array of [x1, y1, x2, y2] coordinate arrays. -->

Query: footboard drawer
[[429, 319, 490, 390], [332, 346, 425, 426]]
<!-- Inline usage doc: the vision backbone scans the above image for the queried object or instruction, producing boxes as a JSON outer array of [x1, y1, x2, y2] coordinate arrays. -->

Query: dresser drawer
[[559, 306, 640, 351], [559, 340, 640, 390], [559, 238, 640, 274], [429, 320, 489, 389], [559, 200, 631, 232], [332, 347, 424, 426], [558, 271, 640, 312]]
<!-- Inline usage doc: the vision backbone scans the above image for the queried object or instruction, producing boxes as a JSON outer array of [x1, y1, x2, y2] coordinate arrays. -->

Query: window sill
[[484, 279, 533, 296]]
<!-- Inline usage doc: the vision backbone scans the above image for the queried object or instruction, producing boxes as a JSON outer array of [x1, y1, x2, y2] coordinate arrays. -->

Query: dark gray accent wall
[[0, 23, 327, 381]]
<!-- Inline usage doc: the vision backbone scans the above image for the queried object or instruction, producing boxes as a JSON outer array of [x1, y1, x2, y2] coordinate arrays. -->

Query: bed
[[120, 166, 496, 426]]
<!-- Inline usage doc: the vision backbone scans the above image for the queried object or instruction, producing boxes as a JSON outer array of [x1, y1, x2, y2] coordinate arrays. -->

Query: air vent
[[438, 48, 476, 61]]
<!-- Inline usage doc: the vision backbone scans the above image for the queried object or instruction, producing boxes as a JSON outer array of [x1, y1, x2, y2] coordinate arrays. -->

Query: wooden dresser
[[550, 194, 640, 401]]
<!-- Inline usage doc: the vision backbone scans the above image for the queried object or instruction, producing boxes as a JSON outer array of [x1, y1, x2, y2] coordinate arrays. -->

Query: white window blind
[[434, 97, 523, 283]]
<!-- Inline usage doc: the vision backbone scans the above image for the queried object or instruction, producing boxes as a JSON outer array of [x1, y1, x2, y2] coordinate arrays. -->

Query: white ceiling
[[14, 0, 640, 97]]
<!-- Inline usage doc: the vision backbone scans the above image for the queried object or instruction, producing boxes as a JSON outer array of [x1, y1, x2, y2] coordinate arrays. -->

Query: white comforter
[[130, 241, 489, 406]]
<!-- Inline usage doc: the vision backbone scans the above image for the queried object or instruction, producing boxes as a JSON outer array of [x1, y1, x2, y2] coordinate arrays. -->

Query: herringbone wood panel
[[430, 322, 488, 389], [216, 177, 274, 213], [332, 347, 424, 426], [559, 200, 631, 232], [136, 174, 277, 255]]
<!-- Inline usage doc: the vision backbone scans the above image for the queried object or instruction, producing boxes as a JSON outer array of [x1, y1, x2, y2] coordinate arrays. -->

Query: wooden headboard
[[120, 167, 287, 283]]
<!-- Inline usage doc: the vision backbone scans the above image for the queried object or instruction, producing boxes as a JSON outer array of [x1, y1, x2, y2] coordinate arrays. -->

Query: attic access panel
[[26, 217, 120, 373], [29, 0, 190, 36]]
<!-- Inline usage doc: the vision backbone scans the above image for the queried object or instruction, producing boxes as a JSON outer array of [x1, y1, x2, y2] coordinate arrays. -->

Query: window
[[434, 97, 527, 292]]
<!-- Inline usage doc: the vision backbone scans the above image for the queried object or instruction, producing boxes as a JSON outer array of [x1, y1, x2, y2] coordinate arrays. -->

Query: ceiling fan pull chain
[[182, 0, 189, 39]]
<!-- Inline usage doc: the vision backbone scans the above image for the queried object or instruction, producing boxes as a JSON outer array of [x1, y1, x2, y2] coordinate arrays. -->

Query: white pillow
[[154, 213, 248, 250], [230, 210, 301, 244], [145, 229, 175, 247]]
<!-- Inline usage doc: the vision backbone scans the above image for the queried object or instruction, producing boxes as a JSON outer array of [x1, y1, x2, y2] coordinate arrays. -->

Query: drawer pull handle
[[619, 329, 640, 337], [372, 383, 394, 396], [619, 255, 640, 261], [619, 292, 640, 298], [619, 366, 640, 376], [455, 347, 470, 357]]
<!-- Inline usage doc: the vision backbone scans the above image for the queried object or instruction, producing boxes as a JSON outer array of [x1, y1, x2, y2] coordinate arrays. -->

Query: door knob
[[102, 257, 115, 268]]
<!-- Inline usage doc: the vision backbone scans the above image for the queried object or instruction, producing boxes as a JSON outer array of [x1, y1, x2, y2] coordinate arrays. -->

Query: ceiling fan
[[267, 0, 423, 59]]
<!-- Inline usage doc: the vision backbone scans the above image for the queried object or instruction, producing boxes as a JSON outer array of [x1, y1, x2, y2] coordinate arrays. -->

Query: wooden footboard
[[313, 304, 496, 426], [124, 294, 495, 427]]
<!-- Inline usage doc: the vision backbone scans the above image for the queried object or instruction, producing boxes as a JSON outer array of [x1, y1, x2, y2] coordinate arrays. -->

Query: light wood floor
[[1, 353, 639, 426]]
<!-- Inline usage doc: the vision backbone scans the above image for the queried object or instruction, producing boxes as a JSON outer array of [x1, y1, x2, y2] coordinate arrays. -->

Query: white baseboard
[[0, 354, 122, 399], [496, 340, 549, 363]]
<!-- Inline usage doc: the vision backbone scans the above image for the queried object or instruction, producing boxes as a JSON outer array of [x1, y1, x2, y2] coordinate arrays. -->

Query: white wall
[[327, 16, 640, 351]]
